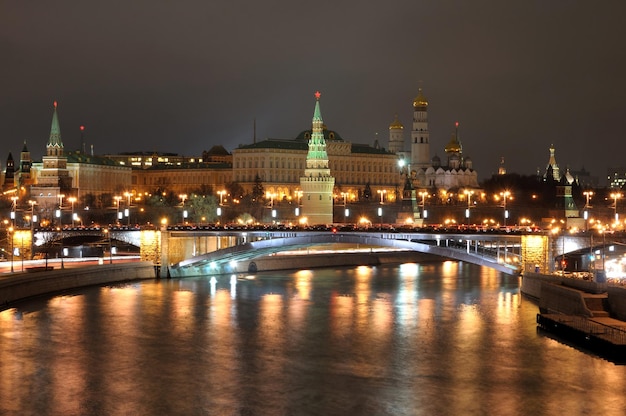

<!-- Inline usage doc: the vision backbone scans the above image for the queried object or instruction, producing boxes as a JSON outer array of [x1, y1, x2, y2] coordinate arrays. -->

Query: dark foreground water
[[1, 260, 626, 416]]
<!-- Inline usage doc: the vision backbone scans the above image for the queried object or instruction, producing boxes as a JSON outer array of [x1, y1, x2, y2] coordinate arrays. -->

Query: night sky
[[3, 1, 625, 184]]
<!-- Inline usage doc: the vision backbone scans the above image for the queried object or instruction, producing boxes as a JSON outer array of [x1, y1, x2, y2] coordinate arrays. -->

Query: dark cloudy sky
[[2, 1, 625, 184]]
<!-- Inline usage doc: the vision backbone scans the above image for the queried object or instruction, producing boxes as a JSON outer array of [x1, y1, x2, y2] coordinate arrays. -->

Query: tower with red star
[[300, 91, 335, 225]]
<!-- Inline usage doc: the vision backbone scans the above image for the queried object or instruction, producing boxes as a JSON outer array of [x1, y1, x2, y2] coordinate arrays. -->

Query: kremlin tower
[[300, 91, 335, 225], [410, 87, 430, 169], [30, 102, 73, 205]]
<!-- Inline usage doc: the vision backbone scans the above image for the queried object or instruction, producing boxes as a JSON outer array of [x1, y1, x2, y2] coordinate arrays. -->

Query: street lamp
[[500, 191, 511, 227], [418, 191, 428, 220], [377, 189, 387, 204], [68, 197, 77, 227], [464, 190, 474, 225], [28, 200, 37, 259], [266, 192, 276, 208], [124, 192, 132, 225], [113, 195, 122, 224], [104, 228, 113, 264], [10, 196, 18, 226], [340, 192, 348, 206], [583, 191, 593, 230], [217, 190, 226, 206], [610, 192, 622, 222], [179, 194, 188, 224], [8, 226, 14, 273]]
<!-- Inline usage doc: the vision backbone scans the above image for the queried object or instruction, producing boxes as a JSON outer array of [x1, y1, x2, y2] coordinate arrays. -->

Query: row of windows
[[235, 159, 398, 173], [234, 172, 398, 186], [134, 174, 218, 186]]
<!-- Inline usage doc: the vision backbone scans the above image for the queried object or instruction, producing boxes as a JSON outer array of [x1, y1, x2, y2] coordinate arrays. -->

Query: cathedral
[[389, 87, 479, 191]]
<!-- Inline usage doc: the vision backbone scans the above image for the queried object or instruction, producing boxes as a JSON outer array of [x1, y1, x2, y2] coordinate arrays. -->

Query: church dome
[[445, 133, 461, 153], [388, 114, 403, 130], [413, 88, 428, 109]]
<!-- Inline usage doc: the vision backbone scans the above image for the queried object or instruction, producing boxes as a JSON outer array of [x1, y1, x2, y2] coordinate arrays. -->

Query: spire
[[305, 91, 330, 170], [47, 101, 63, 155], [544, 144, 560, 181], [313, 91, 322, 122]]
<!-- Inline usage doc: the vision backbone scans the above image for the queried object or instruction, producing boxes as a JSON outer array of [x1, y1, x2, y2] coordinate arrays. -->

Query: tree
[[226, 181, 245, 201], [252, 174, 264, 203], [187, 194, 219, 223], [363, 183, 372, 201]]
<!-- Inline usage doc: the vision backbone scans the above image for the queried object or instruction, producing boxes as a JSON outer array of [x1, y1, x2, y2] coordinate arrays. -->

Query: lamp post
[[28, 200, 37, 259], [68, 197, 77, 227], [124, 192, 132, 226], [179, 194, 188, 224], [8, 226, 14, 273], [610, 192, 622, 223], [464, 190, 474, 225], [10, 196, 18, 226], [54, 193, 64, 227], [217, 190, 226, 206], [266, 192, 275, 208], [377, 189, 387, 204], [500, 191, 511, 227], [104, 228, 112, 264], [418, 191, 428, 221], [113, 195, 122, 225]]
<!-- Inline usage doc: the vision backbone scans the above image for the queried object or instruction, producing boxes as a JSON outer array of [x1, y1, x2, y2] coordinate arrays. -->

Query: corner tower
[[300, 91, 335, 225], [37, 101, 72, 189], [410, 87, 430, 168]]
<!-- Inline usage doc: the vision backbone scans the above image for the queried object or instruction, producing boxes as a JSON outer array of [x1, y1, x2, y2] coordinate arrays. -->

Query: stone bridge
[[31, 228, 622, 279], [166, 232, 526, 277]]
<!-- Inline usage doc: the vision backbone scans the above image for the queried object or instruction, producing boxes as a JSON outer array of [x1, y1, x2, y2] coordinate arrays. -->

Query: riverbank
[[0, 261, 157, 308], [522, 271, 626, 363]]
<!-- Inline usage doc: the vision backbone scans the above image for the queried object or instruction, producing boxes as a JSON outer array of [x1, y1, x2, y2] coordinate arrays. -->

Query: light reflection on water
[[1, 262, 626, 415]]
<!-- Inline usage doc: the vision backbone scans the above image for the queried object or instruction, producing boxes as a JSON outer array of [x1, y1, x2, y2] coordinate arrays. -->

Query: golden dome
[[388, 114, 404, 130], [413, 87, 428, 108], [445, 133, 462, 153]]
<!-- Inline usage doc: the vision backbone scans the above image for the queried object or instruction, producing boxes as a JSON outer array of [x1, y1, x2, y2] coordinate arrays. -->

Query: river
[[1, 260, 625, 415]]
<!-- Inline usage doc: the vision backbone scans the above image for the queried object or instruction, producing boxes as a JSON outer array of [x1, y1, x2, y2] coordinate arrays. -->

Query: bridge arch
[[168, 232, 520, 277]]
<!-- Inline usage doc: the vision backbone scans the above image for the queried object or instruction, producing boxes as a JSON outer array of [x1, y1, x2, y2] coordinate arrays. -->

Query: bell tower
[[410, 87, 430, 168]]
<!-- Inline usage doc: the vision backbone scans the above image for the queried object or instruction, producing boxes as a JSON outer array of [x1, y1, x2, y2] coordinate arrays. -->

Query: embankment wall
[[1, 262, 156, 306]]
